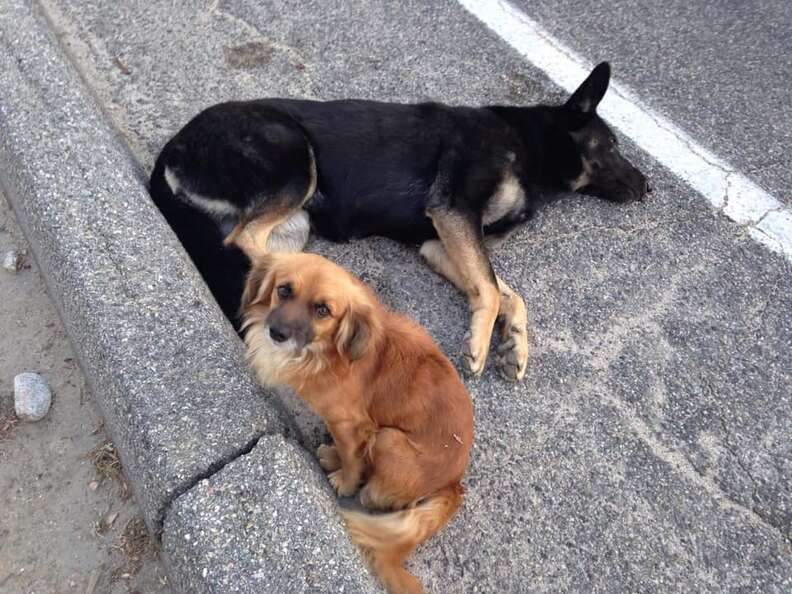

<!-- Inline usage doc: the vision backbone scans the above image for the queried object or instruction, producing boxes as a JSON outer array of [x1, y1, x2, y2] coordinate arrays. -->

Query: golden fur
[[239, 252, 474, 594]]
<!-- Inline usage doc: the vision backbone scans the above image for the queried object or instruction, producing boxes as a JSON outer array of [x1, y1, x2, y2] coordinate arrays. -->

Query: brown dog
[[239, 251, 473, 594]]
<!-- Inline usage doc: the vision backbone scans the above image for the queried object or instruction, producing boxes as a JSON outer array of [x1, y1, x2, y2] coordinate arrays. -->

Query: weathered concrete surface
[[0, 0, 291, 533], [0, 1, 378, 590], [23, 0, 792, 591], [163, 434, 378, 593], [0, 191, 169, 593]]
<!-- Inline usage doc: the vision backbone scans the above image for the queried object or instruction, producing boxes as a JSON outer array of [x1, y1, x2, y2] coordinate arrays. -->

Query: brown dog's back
[[364, 313, 473, 491], [337, 301, 473, 594]]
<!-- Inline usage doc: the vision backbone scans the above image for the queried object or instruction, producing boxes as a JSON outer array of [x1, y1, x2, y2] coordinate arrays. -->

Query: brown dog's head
[[239, 252, 383, 384]]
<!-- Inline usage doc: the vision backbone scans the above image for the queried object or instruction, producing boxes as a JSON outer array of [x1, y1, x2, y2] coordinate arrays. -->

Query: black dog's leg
[[420, 238, 529, 380], [424, 208, 500, 377]]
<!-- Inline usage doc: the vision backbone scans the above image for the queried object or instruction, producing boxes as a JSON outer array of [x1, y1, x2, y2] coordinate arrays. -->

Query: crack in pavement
[[571, 254, 792, 549], [753, 206, 786, 228], [155, 381, 323, 539], [154, 428, 272, 537], [718, 418, 761, 505], [599, 391, 791, 550]]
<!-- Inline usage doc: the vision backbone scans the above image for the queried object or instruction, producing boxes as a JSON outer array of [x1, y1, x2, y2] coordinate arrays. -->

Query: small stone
[[14, 372, 52, 421], [88, 480, 99, 491], [2, 249, 24, 272]]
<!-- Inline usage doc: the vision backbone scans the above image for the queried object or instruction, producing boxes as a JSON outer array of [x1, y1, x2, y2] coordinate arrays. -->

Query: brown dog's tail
[[342, 484, 464, 594]]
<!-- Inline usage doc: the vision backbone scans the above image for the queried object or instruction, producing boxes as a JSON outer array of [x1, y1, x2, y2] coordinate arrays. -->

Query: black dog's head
[[558, 62, 649, 202]]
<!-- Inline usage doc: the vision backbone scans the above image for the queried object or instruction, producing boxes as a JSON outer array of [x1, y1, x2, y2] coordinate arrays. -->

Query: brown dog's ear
[[336, 304, 379, 361], [240, 255, 276, 314]]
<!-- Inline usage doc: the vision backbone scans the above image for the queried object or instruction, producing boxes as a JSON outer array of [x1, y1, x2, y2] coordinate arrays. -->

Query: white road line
[[457, 0, 792, 261]]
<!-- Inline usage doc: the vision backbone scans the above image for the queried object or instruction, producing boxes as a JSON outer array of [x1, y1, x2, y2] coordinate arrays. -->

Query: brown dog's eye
[[315, 303, 331, 318], [276, 284, 292, 300]]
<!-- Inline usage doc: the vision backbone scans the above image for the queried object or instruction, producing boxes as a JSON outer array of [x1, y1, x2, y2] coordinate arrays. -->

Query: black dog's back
[[262, 98, 519, 244], [266, 99, 443, 243], [149, 98, 554, 327]]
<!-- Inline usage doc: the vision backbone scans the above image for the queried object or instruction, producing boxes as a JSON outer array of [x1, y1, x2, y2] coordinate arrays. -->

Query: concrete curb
[[0, 0, 280, 533], [0, 1, 373, 590], [163, 435, 377, 593]]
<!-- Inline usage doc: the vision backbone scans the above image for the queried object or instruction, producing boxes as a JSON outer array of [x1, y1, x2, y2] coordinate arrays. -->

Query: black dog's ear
[[562, 62, 611, 128]]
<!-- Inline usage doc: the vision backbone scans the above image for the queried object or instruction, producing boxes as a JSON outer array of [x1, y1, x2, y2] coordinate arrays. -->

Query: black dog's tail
[[147, 149, 250, 328]]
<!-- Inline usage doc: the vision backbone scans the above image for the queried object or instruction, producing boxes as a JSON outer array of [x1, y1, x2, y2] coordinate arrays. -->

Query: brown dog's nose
[[269, 325, 289, 343]]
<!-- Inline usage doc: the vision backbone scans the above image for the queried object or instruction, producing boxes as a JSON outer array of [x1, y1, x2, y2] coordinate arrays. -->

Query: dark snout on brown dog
[[266, 304, 314, 348]]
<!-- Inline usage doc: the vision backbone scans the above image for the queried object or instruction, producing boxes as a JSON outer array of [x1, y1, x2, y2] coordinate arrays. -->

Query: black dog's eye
[[590, 161, 602, 171], [315, 303, 331, 318], [276, 284, 292, 299]]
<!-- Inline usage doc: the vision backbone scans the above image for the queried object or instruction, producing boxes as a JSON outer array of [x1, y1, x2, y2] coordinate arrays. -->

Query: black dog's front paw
[[460, 331, 486, 378], [495, 325, 528, 381]]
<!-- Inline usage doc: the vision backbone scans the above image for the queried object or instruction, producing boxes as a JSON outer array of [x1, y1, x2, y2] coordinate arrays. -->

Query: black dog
[[150, 62, 648, 381]]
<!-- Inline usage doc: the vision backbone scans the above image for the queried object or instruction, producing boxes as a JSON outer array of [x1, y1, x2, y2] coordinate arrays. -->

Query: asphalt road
[[512, 0, 792, 205], [40, 0, 792, 591]]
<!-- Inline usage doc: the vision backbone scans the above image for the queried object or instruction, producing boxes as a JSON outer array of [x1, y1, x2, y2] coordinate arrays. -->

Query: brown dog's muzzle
[[266, 306, 314, 349]]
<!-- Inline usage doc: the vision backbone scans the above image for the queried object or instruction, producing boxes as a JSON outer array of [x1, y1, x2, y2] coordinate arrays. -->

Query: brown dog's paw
[[316, 444, 341, 472], [496, 325, 528, 381], [328, 469, 359, 496], [461, 331, 487, 378]]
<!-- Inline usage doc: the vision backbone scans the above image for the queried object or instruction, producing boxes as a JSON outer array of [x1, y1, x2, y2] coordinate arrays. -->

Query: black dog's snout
[[633, 173, 651, 201], [269, 325, 289, 343]]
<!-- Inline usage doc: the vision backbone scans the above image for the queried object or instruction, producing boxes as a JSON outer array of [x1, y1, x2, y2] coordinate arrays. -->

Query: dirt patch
[[0, 193, 169, 593], [90, 439, 130, 500], [0, 411, 17, 440], [112, 517, 155, 582], [223, 41, 273, 69]]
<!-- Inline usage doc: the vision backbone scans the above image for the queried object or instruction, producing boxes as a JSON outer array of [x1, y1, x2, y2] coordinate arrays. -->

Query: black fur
[[150, 62, 648, 326]]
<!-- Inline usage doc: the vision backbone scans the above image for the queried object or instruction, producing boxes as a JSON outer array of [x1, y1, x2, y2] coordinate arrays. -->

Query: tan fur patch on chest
[[483, 170, 526, 226], [569, 157, 593, 191]]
